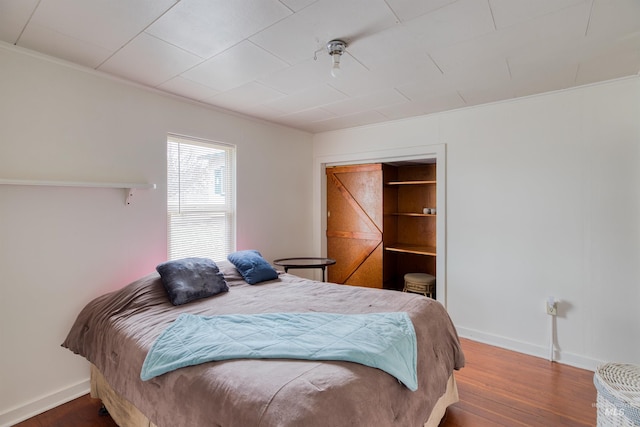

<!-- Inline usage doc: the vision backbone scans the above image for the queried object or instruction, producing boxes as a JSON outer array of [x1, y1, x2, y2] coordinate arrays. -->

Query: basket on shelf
[[402, 273, 435, 298], [594, 363, 640, 426]]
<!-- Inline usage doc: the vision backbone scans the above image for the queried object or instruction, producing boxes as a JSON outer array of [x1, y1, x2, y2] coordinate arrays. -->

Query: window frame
[[166, 133, 236, 262]]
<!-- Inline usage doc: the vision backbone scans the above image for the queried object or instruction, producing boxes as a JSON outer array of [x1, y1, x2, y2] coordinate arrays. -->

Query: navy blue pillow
[[156, 258, 228, 305], [227, 250, 278, 285]]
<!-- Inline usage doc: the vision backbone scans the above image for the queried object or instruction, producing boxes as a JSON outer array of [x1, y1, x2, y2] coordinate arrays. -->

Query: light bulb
[[326, 40, 347, 78], [331, 62, 342, 77], [330, 53, 342, 78]]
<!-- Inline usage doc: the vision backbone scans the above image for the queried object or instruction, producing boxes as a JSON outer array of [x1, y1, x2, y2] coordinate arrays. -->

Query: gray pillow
[[156, 258, 228, 305]]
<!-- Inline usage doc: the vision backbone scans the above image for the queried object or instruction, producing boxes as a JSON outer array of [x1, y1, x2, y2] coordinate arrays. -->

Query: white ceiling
[[2, 0, 639, 133]]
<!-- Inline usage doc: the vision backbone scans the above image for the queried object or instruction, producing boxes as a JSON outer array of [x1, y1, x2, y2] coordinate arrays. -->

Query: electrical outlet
[[546, 298, 557, 316]]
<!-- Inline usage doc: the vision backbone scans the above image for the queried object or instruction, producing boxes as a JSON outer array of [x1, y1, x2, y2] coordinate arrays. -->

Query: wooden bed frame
[[90, 364, 459, 427]]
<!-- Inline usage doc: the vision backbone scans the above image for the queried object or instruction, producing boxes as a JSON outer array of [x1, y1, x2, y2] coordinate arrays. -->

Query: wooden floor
[[441, 339, 596, 427], [15, 338, 596, 427]]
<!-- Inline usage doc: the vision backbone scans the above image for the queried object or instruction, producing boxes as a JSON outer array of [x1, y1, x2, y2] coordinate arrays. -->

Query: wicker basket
[[594, 363, 640, 426], [403, 273, 435, 298]]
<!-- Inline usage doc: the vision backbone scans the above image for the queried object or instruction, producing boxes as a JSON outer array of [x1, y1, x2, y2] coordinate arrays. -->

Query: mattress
[[63, 260, 465, 427], [90, 363, 459, 427]]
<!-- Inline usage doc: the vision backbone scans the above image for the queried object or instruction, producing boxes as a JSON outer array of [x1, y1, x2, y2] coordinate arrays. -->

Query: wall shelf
[[0, 178, 156, 189], [0, 178, 156, 205]]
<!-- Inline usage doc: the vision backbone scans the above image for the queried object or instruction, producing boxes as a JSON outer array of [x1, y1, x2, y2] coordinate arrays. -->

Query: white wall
[[313, 77, 640, 370], [0, 44, 314, 425]]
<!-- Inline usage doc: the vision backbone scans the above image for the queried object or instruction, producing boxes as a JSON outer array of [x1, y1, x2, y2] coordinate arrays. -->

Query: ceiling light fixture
[[327, 39, 347, 78]]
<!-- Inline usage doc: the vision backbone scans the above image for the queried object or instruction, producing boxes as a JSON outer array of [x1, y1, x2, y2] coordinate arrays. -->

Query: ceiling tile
[[18, 23, 113, 68], [300, 27, 443, 97], [203, 82, 286, 111], [444, 58, 511, 89], [510, 25, 640, 89], [341, 23, 445, 93], [376, 99, 431, 120], [299, 52, 381, 95], [297, 0, 398, 43], [98, 33, 202, 87], [275, 107, 337, 127], [157, 76, 221, 101], [429, 1, 591, 74], [576, 36, 640, 84], [27, 0, 177, 51], [367, 53, 443, 88], [304, 109, 388, 132], [258, 57, 331, 94], [293, 53, 375, 97], [346, 24, 423, 69], [324, 70, 387, 98], [279, 0, 318, 12], [249, 13, 316, 65], [509, 59, 579, 98], [182, 41, 289, 92], [489, 0, 588, 29], [263, 84, 347, 114], [232, 104, 286, 122], [146, 0, 291, 58], [250, 0, 398, 65], [586, 0, 640, 41], [0, 0, 38, 43], [384, 0, 457, 22], [404, 0, 496, 51], [322, 89, 408, 116], [396, 82, 466, 111], [457, 78, 516, 107], [448, 60, 515, 106]]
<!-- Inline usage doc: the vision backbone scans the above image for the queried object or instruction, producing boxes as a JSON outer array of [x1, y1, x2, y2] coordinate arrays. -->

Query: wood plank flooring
[[441, 339, 596, 426], [13, 395, 117, 427], [14, 338, 597, 426]]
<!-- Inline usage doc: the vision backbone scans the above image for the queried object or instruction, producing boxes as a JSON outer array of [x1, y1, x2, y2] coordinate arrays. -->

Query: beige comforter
[[63, 261, 464, 427]]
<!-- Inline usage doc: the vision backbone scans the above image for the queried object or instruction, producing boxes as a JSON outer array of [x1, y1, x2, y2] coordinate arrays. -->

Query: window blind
[[167, 135, 235, 262]]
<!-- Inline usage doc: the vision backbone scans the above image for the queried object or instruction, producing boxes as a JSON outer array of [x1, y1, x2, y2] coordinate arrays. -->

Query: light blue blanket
[[141, 312, 418, 391]]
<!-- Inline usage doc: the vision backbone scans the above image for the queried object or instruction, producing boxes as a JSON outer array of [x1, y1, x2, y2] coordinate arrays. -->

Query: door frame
[[313, 144, 448, 307]]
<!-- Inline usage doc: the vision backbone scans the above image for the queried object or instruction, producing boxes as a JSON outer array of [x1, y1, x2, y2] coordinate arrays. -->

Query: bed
[[63, 258, 465, 427]]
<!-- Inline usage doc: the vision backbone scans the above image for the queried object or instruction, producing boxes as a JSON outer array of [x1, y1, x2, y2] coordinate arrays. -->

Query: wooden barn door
[[326, 164, 383, 288]]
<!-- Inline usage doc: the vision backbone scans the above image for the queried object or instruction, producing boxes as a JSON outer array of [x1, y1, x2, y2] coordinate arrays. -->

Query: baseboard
[[0, 378, 90, 427], [457, 327, 604, 372], [554, 350, 604, 372]]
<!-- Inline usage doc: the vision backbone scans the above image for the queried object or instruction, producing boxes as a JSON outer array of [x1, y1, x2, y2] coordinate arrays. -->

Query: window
[[167, 134, 235, 262]]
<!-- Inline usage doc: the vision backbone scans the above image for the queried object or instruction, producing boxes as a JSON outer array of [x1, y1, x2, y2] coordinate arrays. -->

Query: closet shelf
[[385, 180, 436, 185], [385, 244, 437, 256], [389, 212, 436, 217], [0, 178, 156, 205]]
